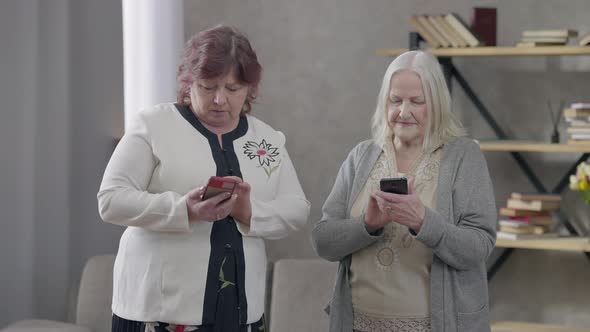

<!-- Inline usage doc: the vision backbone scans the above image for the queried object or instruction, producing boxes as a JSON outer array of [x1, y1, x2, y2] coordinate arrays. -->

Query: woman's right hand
[[364, 192, 390, 232], [186, 186, 238, 222]]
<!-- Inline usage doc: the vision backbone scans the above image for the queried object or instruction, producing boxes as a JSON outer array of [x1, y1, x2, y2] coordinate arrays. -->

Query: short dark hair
[[176, 25, 262, 114]]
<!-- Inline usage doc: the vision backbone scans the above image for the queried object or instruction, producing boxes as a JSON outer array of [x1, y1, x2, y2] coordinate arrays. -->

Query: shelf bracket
[[401, 37, 590, 276], [409, 32, 423, 51]]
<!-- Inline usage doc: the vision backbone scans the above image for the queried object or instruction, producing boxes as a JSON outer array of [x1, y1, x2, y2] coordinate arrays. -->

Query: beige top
[[349, 139, 441, 330]]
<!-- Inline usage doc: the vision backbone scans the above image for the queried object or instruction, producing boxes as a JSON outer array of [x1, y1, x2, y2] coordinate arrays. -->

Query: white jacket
[[97, 103, 310, 325]]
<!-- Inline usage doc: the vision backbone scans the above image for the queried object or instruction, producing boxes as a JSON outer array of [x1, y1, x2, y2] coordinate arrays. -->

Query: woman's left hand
[[225, 176, 252, 226], [373, 176, 425, 233]]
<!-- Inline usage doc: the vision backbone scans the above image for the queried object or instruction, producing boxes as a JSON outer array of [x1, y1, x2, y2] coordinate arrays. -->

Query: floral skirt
[[353, 311, 430, 332], [112, 314, 265, 332]]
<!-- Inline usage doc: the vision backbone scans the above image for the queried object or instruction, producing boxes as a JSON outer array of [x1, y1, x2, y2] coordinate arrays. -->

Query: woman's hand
[[186, 186, 238, 222], [224, 176, 252, 226], [373, 177, 425, 233], [365, 193, 391, 232]]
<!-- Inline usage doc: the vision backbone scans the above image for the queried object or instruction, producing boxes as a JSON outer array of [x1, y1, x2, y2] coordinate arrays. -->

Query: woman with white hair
[[312, 50, 497, 332]]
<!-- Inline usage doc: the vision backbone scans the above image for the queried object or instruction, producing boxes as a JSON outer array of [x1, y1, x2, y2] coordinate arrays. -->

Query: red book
[[509, 214, 553, 226], [471, 7, 496, 46]]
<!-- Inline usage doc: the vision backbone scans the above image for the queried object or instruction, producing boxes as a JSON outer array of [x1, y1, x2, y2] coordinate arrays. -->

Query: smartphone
[[380, 177, 408, 195], [202, 176, 237, 201]]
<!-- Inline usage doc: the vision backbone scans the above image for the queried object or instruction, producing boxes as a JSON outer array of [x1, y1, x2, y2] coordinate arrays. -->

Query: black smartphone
[[380, 177, 408, 195]]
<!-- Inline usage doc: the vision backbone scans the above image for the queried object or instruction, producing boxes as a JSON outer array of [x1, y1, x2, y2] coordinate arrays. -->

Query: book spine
[[471, 7, 496, 46]]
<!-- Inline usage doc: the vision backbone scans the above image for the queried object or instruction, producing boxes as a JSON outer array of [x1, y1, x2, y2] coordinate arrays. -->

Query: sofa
[[1, 255, 114, 332], [1, 256, 338, 332]]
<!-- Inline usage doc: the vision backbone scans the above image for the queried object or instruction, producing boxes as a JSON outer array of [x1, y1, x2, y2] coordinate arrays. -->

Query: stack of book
[[565, 102, 590, 145], [410, 13, 481, 48], [516, 29, 578, 47], [497, 193, 560, 240]]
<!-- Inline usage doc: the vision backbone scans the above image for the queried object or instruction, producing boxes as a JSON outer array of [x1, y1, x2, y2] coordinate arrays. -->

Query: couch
[[1, 256, 337, 332], [1, 255, 114, 332]]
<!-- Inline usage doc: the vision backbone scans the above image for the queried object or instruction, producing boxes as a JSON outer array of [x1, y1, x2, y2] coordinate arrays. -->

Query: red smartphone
[[202, 176, 237, 201], [380, 177, 408, 195]]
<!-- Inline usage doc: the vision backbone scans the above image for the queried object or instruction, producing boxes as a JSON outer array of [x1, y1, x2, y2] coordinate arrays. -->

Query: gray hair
[[370, 50, 466, 150]]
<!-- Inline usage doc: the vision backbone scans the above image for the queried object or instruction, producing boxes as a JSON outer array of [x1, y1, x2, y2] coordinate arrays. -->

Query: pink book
[[571, 102, 590, 109]]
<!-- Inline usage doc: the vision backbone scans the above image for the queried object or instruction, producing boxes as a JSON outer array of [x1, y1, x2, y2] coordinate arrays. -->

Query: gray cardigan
[[311, 137, 497, 332]]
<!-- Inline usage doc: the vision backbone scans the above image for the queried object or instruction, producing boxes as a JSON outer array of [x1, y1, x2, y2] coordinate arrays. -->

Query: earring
[[183, 96, 191, 105]]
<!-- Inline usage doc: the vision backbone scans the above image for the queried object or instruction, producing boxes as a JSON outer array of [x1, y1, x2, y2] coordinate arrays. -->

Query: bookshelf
[[496, 237, 590, 252], [378, 41, 590, 331], [479, 140, 590, 153], [376, 46, 590, 57], [492, 321, 590, 332]]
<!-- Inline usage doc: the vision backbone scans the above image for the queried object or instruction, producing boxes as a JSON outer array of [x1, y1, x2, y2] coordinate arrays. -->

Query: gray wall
[[185, 0, 590, 327], [0, 0, 36, 324], [0, 0, 72, 324], [0, 0, 123, 326], [68, 0, 125, 306]]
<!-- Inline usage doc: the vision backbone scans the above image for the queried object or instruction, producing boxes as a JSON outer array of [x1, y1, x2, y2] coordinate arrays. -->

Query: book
[[506, 198, 560, 211], [570, 102, 590, 109], [435, 15, 467, 47], [565, 116, 590, 122], [499, 207, 549, 217], [471, 7, 496, 46], [520, 36, 568, 43], [498, 219, 549, 232], [580, 33, 590, 46], [499, 219, 533, 228], [417, 15, 450, 47], [509, 215, 554, 226], [569, 133, 590, 140], [564, 108, 590, 117], [499, 220, 551, 231], [499, 224, 546, 234], [428, 15, 458, 47], [497, 232, 560, 240], [567, 120, 590, 127], [567, 127, 590, 134], [410, 16, 441, 48], [516, 41, 566, 47], [510, 192, 561, 202], [522, 29, 578, 38], [445, 13, 481, 47]]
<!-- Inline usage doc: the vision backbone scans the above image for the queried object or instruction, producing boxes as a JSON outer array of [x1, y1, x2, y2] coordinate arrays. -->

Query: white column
[[122, 0, 184, 130]]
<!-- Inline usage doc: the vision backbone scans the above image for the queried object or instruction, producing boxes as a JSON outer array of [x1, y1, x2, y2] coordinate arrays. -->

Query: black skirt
[[111, 314, 265, 332]]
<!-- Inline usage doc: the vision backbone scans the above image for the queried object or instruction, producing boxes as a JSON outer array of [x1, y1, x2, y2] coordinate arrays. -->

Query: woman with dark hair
[[98, 25, 310, 332]]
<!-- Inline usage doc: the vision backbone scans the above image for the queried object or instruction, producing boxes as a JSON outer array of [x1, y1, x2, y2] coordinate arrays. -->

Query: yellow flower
[[581, 179, 589, 191]]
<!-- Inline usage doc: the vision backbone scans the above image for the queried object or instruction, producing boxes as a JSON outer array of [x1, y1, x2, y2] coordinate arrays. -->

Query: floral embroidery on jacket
[[145, 323, 199, 332], [243, 139, 281, 178], [164, 324, 199, 332], [218, 256, 235, 291]]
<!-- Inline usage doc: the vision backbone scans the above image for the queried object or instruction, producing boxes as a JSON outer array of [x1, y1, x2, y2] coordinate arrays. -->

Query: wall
[[0, 0, 36, 324], [185, 0, 590, 327], [0, 0, 72, 324], [68, 0, 124, 303], [0, 0, 123, 326]]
